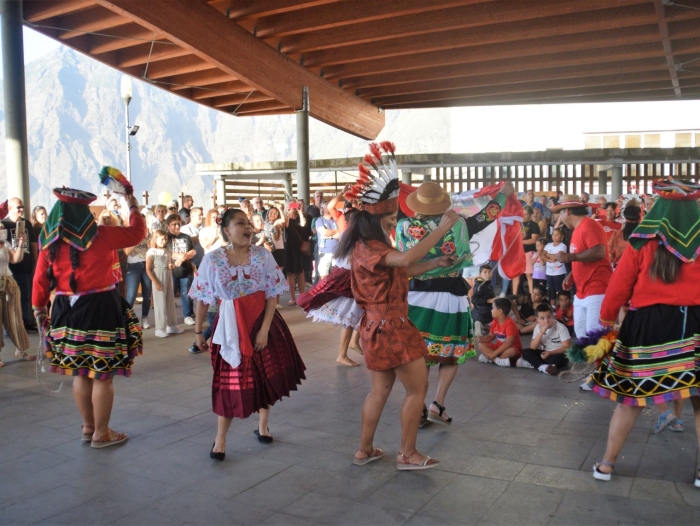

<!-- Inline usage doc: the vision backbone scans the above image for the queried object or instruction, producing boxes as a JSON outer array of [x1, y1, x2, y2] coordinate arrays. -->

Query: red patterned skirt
[[210, 301, 306, 419]]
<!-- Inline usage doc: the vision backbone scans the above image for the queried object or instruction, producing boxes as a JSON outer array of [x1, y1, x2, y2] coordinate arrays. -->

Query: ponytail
[[69, 246, 80, 293], [650, 243, 681, 284]]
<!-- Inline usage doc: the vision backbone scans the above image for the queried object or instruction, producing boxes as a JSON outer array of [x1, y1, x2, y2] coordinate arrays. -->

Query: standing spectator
[[315, 201, 339, 280], [124, 226, 152, 330], [263, 206, 286, 271], [532, 206, 548, 241], [199, 209, 221, 253], [608, 199, 642, 268], [149, 204, 167, 233], [165, 214, 196, 325], [525, 189, 543, 214], [178, 195, 193, 224], [167, 201, 179, 220], [531, 237, 547, 292], [284, 203, 310, 305], [597, 202, 622, 242], [146, 230, 179, 337], [31, 206, 47, 231], [3, 197, 39, 332], [251, 197, 267, 220], [515, 205, 540, 296], [553, 195, 612, 338], [239, 199, 253, 220], [305, 191, 323, 219], [542, 227, 568, 303], [471, 264, 496, 336], [182, 206, 204, 267], [0, 223, 31, 364], [538, 195, 552, 223]]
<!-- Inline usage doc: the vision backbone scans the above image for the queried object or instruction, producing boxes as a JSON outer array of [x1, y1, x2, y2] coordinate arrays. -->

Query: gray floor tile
[[0, 484, 94, 524], [514, 464, 633, 497], [281, 491, 413, 525], [477, 481, 566, 525], [364, 468, 457, 513]]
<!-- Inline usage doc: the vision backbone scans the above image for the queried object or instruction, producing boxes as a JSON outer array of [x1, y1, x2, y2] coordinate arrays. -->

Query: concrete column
[[295, 87, 310, 204], [401, 169, 412, 185], [423, 169, 432, 182], [611, 166, 623, 198], [598, 169, 608, 195], [283, 174, 293, 200], [1, 0, 30, 207], [215, 175, 227, 206]]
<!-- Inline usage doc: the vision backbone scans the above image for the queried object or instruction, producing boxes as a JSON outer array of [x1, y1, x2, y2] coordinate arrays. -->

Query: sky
[[6, 26, 700, 154]]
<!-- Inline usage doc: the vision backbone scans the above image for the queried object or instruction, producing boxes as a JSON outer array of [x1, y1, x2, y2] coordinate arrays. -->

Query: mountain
[[0, 46, 452, 209]]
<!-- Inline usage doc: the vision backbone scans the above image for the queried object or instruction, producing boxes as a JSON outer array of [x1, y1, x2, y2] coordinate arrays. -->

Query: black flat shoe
[[210, 443, 225, 461], [254, 429, 273, 444]]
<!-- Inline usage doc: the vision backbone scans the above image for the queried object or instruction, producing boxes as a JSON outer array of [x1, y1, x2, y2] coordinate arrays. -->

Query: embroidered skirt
[[45, 289, 143, 379], [408, 291, 475, 366], [589, 304, 700, 406], [210, 310, 306, 419]]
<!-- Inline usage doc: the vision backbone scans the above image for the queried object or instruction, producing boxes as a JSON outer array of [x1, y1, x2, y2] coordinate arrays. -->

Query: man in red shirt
[[553, 195, 612, 338], [596, 202, 622, 241]]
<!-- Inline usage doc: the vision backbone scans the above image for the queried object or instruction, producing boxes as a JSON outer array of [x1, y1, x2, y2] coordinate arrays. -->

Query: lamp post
[[120, 75, 139, 182]]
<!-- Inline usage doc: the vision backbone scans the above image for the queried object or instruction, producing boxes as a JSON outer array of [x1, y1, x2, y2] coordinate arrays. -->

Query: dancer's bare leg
[[349, 330, 363, 355], [213, 416, 233, 454], [258, 407, 271, 436], [357, 369, 395, 460], [73, 376, 95, 434], [598, 404, 643, 474], [92, 377, 116, 439], [337, 326, 359, 366], [429, 364, 458, 420], [288, 274, 297, 303], [394, 357, 431, 465]]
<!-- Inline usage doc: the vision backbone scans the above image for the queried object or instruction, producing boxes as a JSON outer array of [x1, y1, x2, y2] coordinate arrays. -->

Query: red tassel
[[379, 141, 396, 154], [369, 143, 382, 161]]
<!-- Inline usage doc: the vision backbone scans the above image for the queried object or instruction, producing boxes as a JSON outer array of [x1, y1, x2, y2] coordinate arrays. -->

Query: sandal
[[81, 425, 95, 442], [287, 300, 296, 306], [397, 450, 439, 471], [427, 401, 453, 426], [653, 409, 676, 434], [353, 447, 384, 466], [669, 419, 684, 433], [593, 460, 615, 481], [90, 429, 128, 449], [419, 406, 432, 428], [14, 350, 36, 362]]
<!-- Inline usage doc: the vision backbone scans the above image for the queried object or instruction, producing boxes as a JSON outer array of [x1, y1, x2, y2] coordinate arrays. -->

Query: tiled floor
[[1, 296, 699, 525]]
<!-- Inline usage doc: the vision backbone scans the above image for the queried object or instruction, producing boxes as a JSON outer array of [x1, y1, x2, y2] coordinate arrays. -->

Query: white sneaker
[[478, 354, 491, 364], [155, 329, 168, 338], [498, 292, 507, 298], [494, 357, 511, 367], [141, 318, 151, 329], [516, 357, 534, 369], [580, 377, 592, 391], [183, 317, 195, 326], [167, 325, 185, 334]]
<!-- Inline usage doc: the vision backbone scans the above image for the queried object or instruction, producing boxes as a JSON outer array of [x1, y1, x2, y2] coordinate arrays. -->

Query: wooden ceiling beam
[[56, 6, 130, 40], [302, 7, 700, 68], [358, 58, 669, 98], [116, 42, 190, 68], [339, 38, 700, 89], [88, 24, 162, 54], [371, 70, 695, 106], [278, 0, 650, 53], [236, 109, 296, 117], [166, 70, 239, 91], [135, 55, 214, 80], [253, 0, 490, 39], [24, 0, 95, 22], [210, 92, 273, 108], [326, 38, 686, 81], [190, 80, 253, 100], [208, 1, 339, 21], [96, 0, 384, 139], [232, 100, 290, 115], [653, 0, 682, 96]]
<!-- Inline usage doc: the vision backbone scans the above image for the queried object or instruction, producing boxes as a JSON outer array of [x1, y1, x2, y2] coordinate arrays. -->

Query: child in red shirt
[[555, 290, 575, 337], [477, 298, 522, 367]]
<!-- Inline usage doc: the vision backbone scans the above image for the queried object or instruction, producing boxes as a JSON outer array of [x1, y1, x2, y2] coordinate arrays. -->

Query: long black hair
[[334, 209, 392, 260]]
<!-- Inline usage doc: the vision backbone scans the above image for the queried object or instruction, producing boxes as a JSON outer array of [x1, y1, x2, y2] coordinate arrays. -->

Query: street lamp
[[120, 75, 138, 182]]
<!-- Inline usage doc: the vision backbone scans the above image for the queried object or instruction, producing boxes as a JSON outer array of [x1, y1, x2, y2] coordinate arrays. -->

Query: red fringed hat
[[345, 141, 400, 215], [52, 187, 98, 205]]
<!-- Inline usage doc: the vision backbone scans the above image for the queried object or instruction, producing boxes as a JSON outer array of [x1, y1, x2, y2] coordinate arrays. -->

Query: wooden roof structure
[[24, 0, 700, 140]]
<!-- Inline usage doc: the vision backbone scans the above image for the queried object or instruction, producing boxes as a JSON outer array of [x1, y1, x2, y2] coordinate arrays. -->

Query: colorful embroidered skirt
[[45, 289, 143, 379], [589, 304, 700, 406], [210, 310, 306, 419], [407, 291, 475, 366]]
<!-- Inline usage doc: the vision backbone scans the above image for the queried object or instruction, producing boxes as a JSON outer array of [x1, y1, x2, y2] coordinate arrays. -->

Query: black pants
[[521, 348, 568, 369]]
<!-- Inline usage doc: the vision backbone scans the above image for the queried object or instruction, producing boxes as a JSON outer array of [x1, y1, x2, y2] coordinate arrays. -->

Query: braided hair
[[45, 241, 81, 293]]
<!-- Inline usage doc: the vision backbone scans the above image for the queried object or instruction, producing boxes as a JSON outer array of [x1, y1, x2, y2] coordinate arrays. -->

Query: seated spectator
[[517, 304, 571, 375], [471, 264, 495, 336], [512, 285, 547, 334], [555, 290, 575, 336], [477, 297, 522, 367]]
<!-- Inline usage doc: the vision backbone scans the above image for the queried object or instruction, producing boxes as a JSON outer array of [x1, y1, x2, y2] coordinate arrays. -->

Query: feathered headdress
[[99, 166, 133, 196], [345, 141, 400, 215]]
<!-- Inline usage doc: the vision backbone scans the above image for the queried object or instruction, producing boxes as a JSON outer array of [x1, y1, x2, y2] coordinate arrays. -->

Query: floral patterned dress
[[189, 246, 306, 418]]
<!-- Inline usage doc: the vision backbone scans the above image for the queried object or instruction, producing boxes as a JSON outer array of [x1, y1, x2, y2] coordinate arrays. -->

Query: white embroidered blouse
[[188, 245, 287, 305]]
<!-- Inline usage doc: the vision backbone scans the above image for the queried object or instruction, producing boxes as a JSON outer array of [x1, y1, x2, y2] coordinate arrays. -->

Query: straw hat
[[551, 195, 585, 212], [405, 182, 452, 215]]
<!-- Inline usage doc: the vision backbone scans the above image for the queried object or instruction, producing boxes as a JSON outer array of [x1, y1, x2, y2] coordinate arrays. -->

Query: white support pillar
[[295, 87, 310, 204], [611, 166, 623, 198], [283, 173, 293, 200], [1, 0, 30, 207], [598, 169, 608, 196], [215, 174, 227, 206], [401, 169, 412, 185]]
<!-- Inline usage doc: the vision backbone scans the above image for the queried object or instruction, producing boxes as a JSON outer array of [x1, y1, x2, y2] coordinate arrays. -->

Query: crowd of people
[[3, 155, 700, 483]]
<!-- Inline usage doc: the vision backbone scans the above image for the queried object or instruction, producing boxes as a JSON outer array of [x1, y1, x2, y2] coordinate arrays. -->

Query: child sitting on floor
[[471, 264, 496, 336], [555, 290, 575, 337], [517, 304, 571, 375], [512, 285, 547, 334], [477, 298, 522, 368]]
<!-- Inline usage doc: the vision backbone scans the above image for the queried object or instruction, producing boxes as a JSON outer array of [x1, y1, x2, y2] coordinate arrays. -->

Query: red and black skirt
[[210, 294, 306, 419], [297, 266, 352, 312]]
